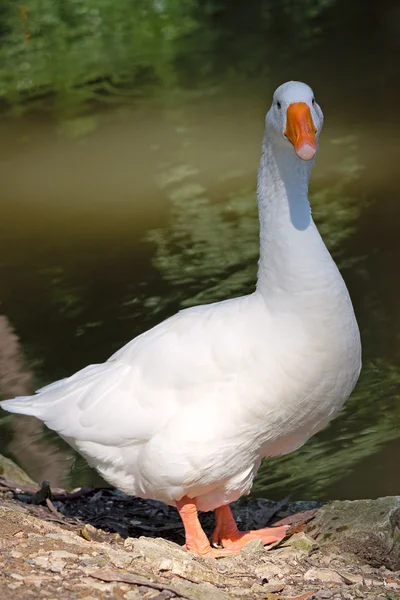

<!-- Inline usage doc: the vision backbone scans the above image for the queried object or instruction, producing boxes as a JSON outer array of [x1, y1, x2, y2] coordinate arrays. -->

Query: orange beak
[[284, 102, 317, 161]]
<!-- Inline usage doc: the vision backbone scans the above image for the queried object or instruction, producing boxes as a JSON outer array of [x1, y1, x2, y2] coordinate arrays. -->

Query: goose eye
[[312, 98, 316, 106], [277, 101, 281, 109]]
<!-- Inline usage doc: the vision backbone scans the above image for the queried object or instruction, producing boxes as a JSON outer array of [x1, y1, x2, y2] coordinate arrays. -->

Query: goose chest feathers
[[1, 81, 361, 557]]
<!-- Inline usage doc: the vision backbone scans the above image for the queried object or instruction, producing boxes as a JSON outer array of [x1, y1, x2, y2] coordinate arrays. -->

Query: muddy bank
[[1, 457, 400, 600]]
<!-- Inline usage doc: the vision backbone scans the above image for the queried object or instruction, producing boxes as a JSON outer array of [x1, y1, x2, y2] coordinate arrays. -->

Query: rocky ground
[[1, 455, 400, 600]]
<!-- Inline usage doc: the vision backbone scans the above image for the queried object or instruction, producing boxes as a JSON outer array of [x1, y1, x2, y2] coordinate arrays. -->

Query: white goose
[[1, 81, 361, 557]]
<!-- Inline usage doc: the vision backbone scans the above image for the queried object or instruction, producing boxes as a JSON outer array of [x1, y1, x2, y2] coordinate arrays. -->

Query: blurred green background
[[0, 0, 399, 500]]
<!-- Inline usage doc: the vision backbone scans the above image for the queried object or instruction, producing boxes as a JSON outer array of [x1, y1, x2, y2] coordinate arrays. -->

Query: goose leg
[[176, 496, 236, 558], [212, 504, 289, 550]]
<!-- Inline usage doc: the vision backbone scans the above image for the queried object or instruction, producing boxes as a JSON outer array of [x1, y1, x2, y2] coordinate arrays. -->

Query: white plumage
[[1, 81, 361, 519]]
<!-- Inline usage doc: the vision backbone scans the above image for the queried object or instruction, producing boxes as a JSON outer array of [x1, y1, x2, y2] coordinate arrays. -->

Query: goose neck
[[256, 135, 331, 300]]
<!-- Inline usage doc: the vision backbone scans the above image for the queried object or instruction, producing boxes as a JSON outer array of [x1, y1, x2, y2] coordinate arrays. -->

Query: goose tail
[[0, 395, 39, 417]]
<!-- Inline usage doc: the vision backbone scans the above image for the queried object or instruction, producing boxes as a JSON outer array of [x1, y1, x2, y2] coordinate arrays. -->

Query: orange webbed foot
[[212, 525, 289, 550], [212, 504, 289, 550], [177, 496, 238, 559]]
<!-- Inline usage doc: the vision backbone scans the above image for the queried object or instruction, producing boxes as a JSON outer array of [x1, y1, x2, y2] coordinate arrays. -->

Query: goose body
[[1, 81, 361, 555]]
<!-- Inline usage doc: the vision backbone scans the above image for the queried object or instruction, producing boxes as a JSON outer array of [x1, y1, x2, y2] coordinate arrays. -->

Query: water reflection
[[0, 315, 72, 487], [147, 135, 365, 311]]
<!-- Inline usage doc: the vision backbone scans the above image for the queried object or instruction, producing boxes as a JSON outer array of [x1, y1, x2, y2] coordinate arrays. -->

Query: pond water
[[0, 0, 399, 502]]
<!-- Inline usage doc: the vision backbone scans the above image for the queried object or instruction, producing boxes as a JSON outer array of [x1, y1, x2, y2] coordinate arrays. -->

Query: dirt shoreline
[[1, 456, 399, 600]]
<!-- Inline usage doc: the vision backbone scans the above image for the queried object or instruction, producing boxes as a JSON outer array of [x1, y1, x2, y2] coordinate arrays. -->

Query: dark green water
[[0, 0, 399, 501]]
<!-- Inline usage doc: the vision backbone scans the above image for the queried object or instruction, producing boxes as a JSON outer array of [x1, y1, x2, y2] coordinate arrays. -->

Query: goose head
[[266, 81, 324, 161]]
